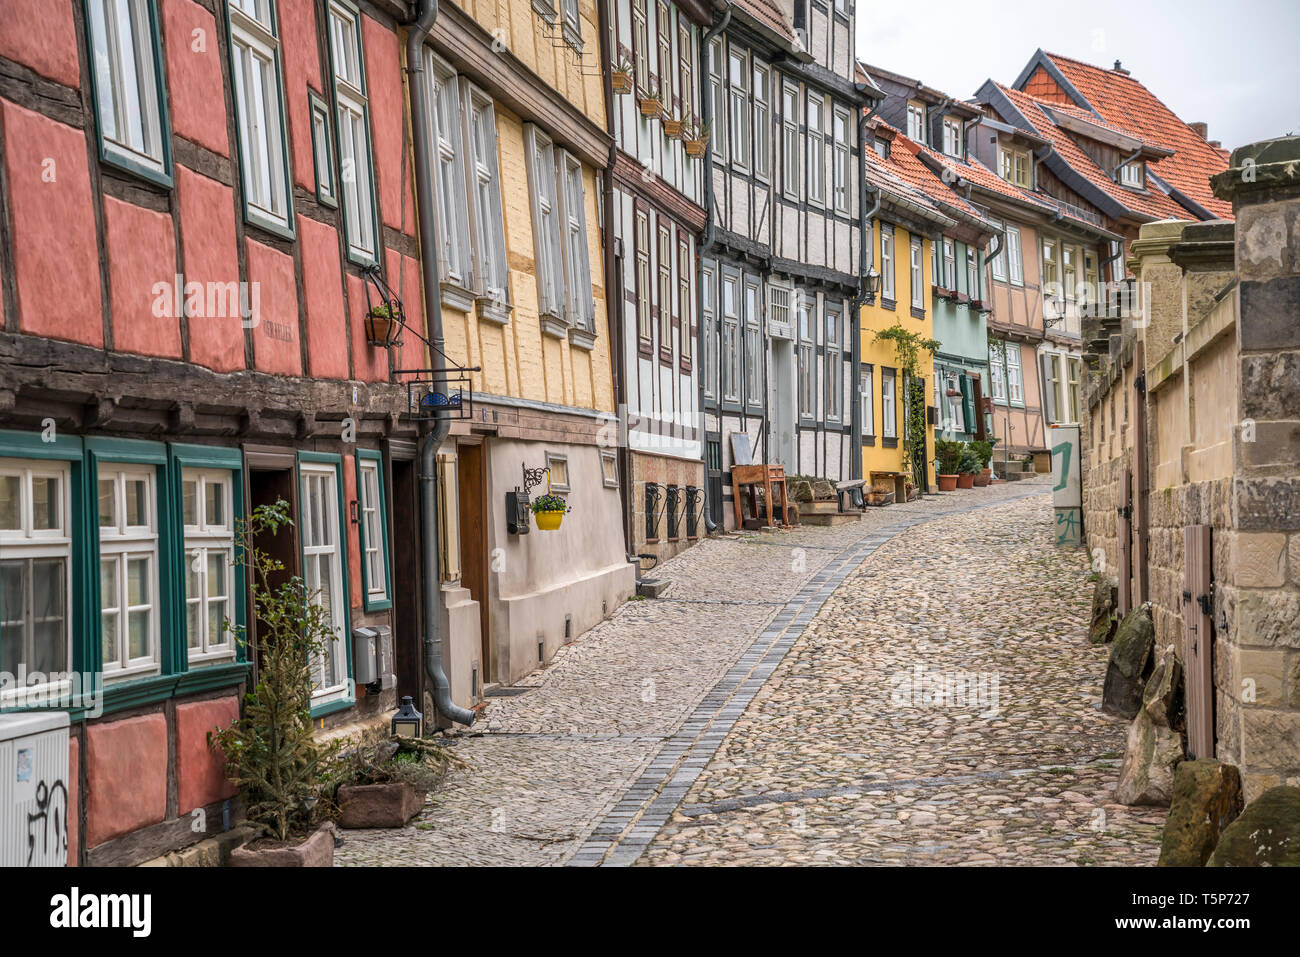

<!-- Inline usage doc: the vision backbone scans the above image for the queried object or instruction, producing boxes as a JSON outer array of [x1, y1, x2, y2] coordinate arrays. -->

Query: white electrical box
[[0, 711, 71, 867]]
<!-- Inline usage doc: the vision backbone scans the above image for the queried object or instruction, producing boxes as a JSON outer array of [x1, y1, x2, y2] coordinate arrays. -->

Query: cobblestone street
[[337, 477, 1167, 867]]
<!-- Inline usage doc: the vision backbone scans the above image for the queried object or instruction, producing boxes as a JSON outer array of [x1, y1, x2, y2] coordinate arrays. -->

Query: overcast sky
[[854, 0, 1300, 152]]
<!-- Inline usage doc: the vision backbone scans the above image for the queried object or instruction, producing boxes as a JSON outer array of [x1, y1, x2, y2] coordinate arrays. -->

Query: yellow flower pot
[[534, 510, 564, 531]]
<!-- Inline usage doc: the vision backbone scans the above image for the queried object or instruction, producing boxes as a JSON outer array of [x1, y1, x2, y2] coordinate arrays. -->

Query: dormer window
[[999, 144, 1031, 188], [906, 101, 925, 142], [1119, 160, 1144, 188], [942, 117, 962, 157]]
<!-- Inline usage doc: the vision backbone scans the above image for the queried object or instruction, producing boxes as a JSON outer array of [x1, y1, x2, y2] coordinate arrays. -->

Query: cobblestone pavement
[[336, 477, 1164, 866]]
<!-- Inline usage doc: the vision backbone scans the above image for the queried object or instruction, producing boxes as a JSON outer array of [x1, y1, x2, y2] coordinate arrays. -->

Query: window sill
[[882, 436, 899, 448], [861, 434, 876, 446], [476, 297, 511, 325], [569, 327, 597, 351], [441, 282, 476, 313], [910, 306, 926, 320], [540, 314, 568, 339], [881, 298, 897, 311]]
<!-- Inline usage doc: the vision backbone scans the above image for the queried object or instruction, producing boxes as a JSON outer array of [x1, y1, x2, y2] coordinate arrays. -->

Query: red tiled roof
[[995, 84, 1192, 222], [1040, 52, 1232, 219], [861, 137, 955, 226], [913, 139, 1060, 216], [729, 0, 795, 43]]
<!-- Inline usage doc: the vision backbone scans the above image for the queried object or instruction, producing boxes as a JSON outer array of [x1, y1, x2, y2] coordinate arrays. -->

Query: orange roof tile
[[1039, 52, 1232, 219]]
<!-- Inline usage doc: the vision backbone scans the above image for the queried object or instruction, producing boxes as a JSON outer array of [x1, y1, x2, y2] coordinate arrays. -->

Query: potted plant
[[957, 446, 981, 488], [970, 438, 997, 486], [364, 300, 402, 347], [639, 77, 662, 119], [531, 493, 570, 531], [934, 438, 963, 492], [213, 500, 340, 867], [663, 112, 683, 138], [326, 727, 459, 829], [683, 119, 708, 157], [611, 56, 634, 94]]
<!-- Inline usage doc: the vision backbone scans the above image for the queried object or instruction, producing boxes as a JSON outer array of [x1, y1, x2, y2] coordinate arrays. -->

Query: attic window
[[999, 145, 1030, 188], [942, 117, 962, 157], [1119, 160, 1144, 188], [906, 101, 925, 143]]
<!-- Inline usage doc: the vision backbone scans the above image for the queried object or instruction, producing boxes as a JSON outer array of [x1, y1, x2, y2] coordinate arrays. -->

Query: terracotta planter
[[973, 471, 991, 487], [338, 782, 424, 828], [534, 510, 564, 531], [639, 97, 662, 118], [229, 823, 336, 867], [364, 311, 400, 347], [684, 139, 705, 158], [957, 472, 975, 489], [611, 71, 633, 94], [937, 474, 958, 492]]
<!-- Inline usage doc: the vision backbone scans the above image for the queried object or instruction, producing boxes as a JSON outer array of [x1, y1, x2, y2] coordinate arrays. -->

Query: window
[[328, 1, 378, 262], [600, 450, 619, 488], [728, 48, 750, 171], [880, 227, 895, 302], [988, 343, 1007, 403], [679, 22, 694, 132], [1084, 251, 1099, 303], [634, 0, 650, 93], [798, 294, 815, 419], [906, 101, 924, 142], [679, 240, 693, 361], [182, 469, 235, 665], [833, 107, 850, 213], [656, 1, 671, 92], [807, 94, 824, 205], [1042, 239, 1059, 293], [1068, 357, 1082, 424], [782, 82, 800, 200], [544, 452, 570, 492], [98, 466, 160, 680], [859, 367, 874, 435], [228, 0, 291, 232], [967, 247, 979, 300], [658, 225, 673, 351], [882, 370, 897, 439], [463, 82, 510, 313], [1040, 352, 1061, 424], [1006, 226, 1024, 285], [87, 0, 169, 182], [703, 262, 718, 399], [310, 93, 336, 208], [708, 36, 725, 161], [910, 238, 923, 308], [722, 273, 740, 403], [944, 372, 965, 433], [1063, 245, 1078, 300], [525, 125, 565, 321], [1006, 345, 1024, 403], [825, 307, 842, 421], [931, 241, 940, 290], [558, 151, 595, 332], [1119, 160, 1143, 188], [636, 211, 651, 342], [0, 461, 71, 690], [943, 239, 955, 290], [1000, 145, 1030, 187], [425, 52, 471, 289], [744, 278, 762, 409], [357, 455, 389, 607], [942, 116, 962, 157], [561, 0, 582, 50], [300, 463, 347, 701], [753, 62, 771, 181], [989, 221, 1006, 281]]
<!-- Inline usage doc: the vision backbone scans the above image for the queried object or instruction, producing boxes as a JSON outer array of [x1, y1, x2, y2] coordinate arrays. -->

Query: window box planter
[[937, 474, 959, 492], [337, 782, 425, 828], [639, 96, 662, 119], [932, 285, 955, 300], [611, 70, 633, 94], [683, 137, 706, 157], [663, 117, 683, 138], [229, 823, 337, 867], [953, 292, 970, 305], [971, 298, 992, 312]]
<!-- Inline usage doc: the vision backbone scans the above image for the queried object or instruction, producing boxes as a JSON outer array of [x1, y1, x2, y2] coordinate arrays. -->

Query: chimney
[[1112, 60, 1130, 75], [1189, 121, 1209, 140]]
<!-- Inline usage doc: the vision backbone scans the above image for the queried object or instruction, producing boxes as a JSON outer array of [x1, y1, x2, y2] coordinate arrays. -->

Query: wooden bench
[[870, 470, 909, 503], [835, 479, 866, 511]]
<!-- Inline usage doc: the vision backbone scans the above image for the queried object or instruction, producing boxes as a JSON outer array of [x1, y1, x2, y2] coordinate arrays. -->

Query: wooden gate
[[1182, 524, 1215, 758], [1117, 468, 1132, 615]]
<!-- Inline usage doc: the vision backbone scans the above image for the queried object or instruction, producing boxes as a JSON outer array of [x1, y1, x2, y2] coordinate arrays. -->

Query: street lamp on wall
[[865, 266, 880, 298]]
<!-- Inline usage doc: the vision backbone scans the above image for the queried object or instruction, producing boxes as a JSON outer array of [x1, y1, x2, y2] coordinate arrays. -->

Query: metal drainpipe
[[407, 0, 474, 727], [848, 107, 875, 480], [695, 7, 731, 532], [595, 0, 639, 568]]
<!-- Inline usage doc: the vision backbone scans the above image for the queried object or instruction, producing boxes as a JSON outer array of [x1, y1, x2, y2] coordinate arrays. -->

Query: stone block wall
[[631, 450, 707, 566]]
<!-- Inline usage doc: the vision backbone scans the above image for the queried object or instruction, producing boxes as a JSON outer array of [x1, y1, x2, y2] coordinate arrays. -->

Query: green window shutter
[[960, 374, 975, 431]]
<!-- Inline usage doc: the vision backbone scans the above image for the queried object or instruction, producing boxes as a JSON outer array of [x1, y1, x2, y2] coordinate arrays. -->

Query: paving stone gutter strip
[[566, 487, 1052, 867]]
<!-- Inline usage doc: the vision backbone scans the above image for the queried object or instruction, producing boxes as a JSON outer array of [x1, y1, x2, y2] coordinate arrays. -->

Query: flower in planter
[[364, 300, 403, 347], [612, 56, 634, 93], [639, 77, 662, 117], [530, 492, 570, 530]]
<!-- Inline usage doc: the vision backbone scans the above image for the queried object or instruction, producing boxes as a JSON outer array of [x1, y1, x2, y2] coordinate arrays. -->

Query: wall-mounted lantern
[[391, 696, 422, 739], [865, 266, 880, 298]]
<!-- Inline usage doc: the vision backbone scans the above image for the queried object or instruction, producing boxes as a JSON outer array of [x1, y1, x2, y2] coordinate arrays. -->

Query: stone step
[[800, 501, 843, 514], [637, 578, 670, 598], [799, 511, 863, 526]]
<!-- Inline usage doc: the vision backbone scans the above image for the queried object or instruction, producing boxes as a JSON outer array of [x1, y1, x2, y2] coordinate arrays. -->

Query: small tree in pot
[[957, 446, 981, 488], [934, 439, 964, 492], [970, 438, 997, 486]]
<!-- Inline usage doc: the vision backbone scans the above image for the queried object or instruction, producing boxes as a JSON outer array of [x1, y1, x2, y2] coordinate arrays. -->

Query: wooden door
[[1183, 524, 1215, 758], [456, 443, 490, 682], [390, 456, 423, 701], [1118, 468, 1132, 616]]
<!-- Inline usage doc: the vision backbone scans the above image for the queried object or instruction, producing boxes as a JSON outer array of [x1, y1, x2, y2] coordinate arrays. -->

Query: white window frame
[[557, 151, 595, 332], [658, 224, 673, 349], [743, 277, 762, 410], [880, 227, 895, 301], [1006, 226, 1024, 285], [807, 94, 825, 207], [425, 52, 472, 290], [1120, 160, 1143, 188], [945, 372, 966, 433], [182, 468, 236, 665], [832, 106, 850, 214], [943, 239, 955, 290], [328, 0, 378, 263], [988, 343, 1007, 403], [229, 0, 291, 232], [461, 80, 510, 313], [798, 292, 815, 420], [906, 101, 925, 143], [722, 273, 741, 403], [702, 262, 718, 399], [98, 465, 161, 681], [1006, 345, 1024, 404], [990, 220, 1006, 282], [727, 47, 750, 173], [967, 246, 979, 300], [525, 125, 566, 321], [357, 458, 388, 603], [636, 211, 652, 342], [678, 238, 693, 361], [910, 238, 923, 308], [942, 116, 962, 157], [859, 367, 874, 436], [88, 0, 167, 178], [753, 61, 771, 182], [825, 306, 842, 422], [882, 370, 897, 439], [0, 460, 73, 703], [782, 81, 800, 201], [708, 36, 725, 161], [300, 463, 348, 702]]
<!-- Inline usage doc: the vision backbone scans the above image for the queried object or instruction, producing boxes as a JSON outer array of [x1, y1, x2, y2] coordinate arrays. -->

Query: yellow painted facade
[[426, 1, 614, 414], [859, 218, 936, 491]]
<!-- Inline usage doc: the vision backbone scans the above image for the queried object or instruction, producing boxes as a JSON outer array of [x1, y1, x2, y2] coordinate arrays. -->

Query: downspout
[[849, 105, 878, 480], [407, 0, 474, 726], [696, 7, 731, 532], [596, 0, 639, 567]]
